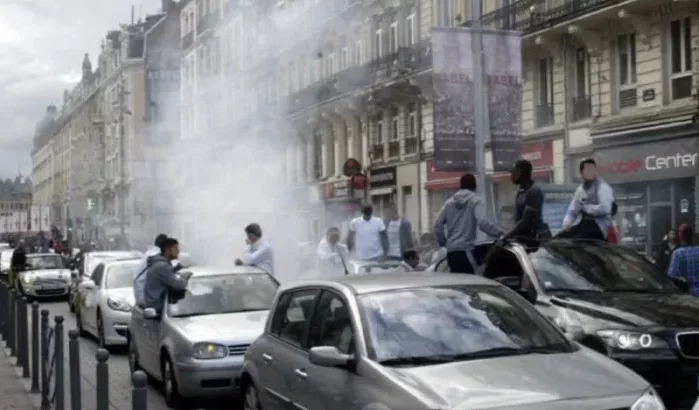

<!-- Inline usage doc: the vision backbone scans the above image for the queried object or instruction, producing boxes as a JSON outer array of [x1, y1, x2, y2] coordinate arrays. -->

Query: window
[[308, 291, 355, 354], [389, 22, 398, 52], [354, 40, 363, 64], [438, 0, 453, 27], [328, 52, 335, 75], [91, 264, 105, 286], [391, 112, 399, 140], [407, 103, 417, 137], [617, 33, 637, 108], [669, 16, 692, 100], [374, 29, 383, 58], [376, 120, 384, 143], [538, 57, 554, 104], [574, 48, 590, 97], [341, 47, 349, 70], [270, 289, 319, 347], [406, 14, 416, 45]]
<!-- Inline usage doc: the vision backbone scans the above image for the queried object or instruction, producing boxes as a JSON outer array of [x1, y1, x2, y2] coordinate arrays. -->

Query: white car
[[16, 253, 71, 300], [76, 258, 141, 348], [0, 249, 13, 276]]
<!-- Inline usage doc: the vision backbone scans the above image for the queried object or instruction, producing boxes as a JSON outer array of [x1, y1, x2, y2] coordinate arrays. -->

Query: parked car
[[128, 266, 279, 407], [346, 259, 401, 275], [241, 273, 662, 410], [427, 238, 695, 408], [16, 253, 71, 301], [68, 250, 142, 312], [75, 258, 141, 348], [0, 249, 13, 276]]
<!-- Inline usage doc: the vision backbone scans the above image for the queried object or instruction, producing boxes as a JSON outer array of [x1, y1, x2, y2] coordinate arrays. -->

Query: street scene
[[0, 0, 698, 408]]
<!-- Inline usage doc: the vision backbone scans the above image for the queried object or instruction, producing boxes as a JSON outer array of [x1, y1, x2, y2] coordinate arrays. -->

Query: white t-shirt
[[387, 220, 402, 257], [350, 216, 386, 260]]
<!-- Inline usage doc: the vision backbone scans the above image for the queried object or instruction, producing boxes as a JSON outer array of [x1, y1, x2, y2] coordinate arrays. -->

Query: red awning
[[424, 168, 552, 190]]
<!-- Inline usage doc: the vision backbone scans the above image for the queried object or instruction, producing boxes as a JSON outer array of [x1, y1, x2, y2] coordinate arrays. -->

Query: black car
[[428, 239, 697, 408]]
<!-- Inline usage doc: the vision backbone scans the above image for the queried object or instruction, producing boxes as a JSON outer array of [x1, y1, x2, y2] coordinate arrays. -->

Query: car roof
[[284, 273, 497, 295], [184, 265, 269, 277]]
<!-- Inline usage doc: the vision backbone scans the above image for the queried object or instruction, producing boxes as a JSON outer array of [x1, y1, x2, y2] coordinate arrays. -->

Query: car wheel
[[128, 336, 141, 374], [243, 382, 262, 410], [96, 312, 107, 349], [161, 354, 185, 408]]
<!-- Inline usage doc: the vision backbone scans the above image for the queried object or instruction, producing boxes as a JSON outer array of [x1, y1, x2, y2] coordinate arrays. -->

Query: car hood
[[170, 310, 268, 344], [386, 348, 646, 409], [105, 288, 135, 305], [23, 269, 70, 279], [550, 291, 699, 329]]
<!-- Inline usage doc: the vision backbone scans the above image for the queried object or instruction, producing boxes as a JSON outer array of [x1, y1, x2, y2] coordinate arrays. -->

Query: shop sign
[[370, 166, 396, 188], [595, 137, 699, 183], [324, 180, 353, 200]]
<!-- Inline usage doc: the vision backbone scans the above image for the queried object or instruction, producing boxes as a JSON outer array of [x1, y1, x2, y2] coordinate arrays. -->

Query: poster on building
[[615, 190, 647, 254], [483, 30, 523, 171], [431, 27, 476, 172]]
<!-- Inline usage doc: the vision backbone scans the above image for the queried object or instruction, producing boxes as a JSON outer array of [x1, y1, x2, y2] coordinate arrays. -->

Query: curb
[[2, 341, 42, 410]]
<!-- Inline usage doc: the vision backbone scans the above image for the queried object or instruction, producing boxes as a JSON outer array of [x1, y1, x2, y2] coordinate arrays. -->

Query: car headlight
[[21, 275, 34, 284], [631, 388, 665, 410], [107, 297, 132, 312], [597, 330, 668, 350], [192, 342, 228, 359]]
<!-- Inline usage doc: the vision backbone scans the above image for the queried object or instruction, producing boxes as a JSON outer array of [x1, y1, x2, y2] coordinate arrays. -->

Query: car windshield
[[168, 273, 278, 317], [105, 262, 140, 289], [359, 285, 570, 364], [26, 255, 64, 270], [530, 245, 678, 293]]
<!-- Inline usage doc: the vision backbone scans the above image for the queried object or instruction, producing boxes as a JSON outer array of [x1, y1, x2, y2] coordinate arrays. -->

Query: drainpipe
[[561, 34, 571, 183]]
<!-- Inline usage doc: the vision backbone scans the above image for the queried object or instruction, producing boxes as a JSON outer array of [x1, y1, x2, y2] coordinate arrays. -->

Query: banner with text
[[432, 27, 476, 172]]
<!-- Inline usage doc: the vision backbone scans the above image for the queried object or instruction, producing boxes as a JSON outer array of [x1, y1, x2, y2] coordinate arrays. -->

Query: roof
[[284, 273, 497, 295], [185, 265, 269, 277]]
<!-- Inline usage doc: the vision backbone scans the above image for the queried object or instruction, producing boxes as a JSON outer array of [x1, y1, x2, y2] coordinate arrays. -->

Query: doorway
[[649, 204, 672, 261]]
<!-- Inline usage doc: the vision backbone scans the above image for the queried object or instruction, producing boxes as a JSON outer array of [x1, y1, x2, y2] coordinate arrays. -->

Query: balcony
[[536, 103, 554, 127], [181, 32, 193, 50], [197, 13, 219, 36], [571, 95, 592, 121]]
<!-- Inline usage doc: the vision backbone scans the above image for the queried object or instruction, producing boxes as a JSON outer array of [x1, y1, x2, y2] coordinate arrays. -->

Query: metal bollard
[[131, 371, 148, 410], [54, 316, 65, 410], [19, 297, 29, 377], [8, 289, 15, 355], [40, 309, 50, 409], [30, 302, 39, 393], [68, 330, 81, 410], [15, 295, 24, 367], [95, 349, 109, 410]]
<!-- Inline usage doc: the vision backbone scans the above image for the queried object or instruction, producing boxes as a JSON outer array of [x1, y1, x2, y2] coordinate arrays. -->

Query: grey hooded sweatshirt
[[433, 189, 503, 253], [143, 254, 189, 312]]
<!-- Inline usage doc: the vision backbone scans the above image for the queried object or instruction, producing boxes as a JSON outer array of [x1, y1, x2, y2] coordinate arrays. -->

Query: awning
[[370, 187, 395, 196]]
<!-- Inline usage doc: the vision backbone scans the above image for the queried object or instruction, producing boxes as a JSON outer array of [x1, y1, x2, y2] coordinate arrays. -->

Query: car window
[[309, 291, 355, 354], [105, 262, 140, 289], [530, 245, 678, 293], [91, 264, 105, 286], [25, 255, 64, 270], [358, 285, 571, 363], [271, 289, 319, 348]]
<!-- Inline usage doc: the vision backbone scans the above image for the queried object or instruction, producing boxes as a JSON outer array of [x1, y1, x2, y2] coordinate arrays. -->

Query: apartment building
[[31, 105, 58, 217]]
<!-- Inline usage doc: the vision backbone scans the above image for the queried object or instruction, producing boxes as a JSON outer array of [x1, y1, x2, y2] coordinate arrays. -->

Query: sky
[[0, 0, 162, 179]]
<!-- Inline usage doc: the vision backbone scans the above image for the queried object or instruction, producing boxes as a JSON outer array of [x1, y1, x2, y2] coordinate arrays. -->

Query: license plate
[[41, 284, 61, 290]]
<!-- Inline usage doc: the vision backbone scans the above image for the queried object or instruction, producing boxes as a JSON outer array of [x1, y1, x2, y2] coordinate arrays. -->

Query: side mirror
[[143, 308, 158, 319], [564, 325, 585, 342], [672, 277, 689, 293], [80, 280, 95, 290], [309, 346, 353, 369]]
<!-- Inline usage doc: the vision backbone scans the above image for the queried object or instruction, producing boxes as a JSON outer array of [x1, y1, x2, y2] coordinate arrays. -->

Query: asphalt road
[[36, 299, 235, 410]]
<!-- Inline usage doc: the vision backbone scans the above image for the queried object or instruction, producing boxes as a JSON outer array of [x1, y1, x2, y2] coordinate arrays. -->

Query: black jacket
[[11, 247, 27, 268]]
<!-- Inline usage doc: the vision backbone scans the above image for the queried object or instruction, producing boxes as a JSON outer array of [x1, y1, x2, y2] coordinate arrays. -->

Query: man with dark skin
[[502, 159, 547, 240], [347, 205, 388, 262]]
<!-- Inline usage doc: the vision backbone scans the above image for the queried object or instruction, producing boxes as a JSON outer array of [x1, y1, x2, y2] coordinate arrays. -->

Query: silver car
[[128, 266, 279, 407], [240, 273, 664, 410], [0, 249, 13, 276], [16, 253, 71, 300], [76, 258, 141, 348]]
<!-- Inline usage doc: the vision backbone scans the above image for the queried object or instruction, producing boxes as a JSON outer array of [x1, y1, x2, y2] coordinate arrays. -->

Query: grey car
[[240, 273, 664, 410], [127, 266, 279, 407], [16, 253, 71, 300]]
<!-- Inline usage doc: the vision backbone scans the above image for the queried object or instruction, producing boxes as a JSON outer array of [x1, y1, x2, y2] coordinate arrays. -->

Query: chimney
[[46, 105, 57, 115]]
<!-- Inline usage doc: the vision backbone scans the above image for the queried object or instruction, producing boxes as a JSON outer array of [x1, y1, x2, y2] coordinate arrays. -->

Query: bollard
[[54, 316, 65, 410], [68, 330, 81, 410], [8, 289, 15, 355], [96, 349, 110, 410], [40, 309, 50, 409], [19, 297, 29, 377], [131, 371, 148, 410], [30, 302, 39, 393], [15, 295, 24, 368]]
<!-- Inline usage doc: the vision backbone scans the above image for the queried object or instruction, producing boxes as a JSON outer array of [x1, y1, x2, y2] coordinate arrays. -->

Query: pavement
[[0, 342, 39, 410]]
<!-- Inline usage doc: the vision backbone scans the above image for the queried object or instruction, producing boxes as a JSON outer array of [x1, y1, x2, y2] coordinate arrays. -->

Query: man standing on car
[[502, 159, 547, 240], [559, 158, 614, 241], [383, 205, 414, 262], [134, 233, 168, 308], [235, 223, 274, 275], [143, 237, 191, 313], [668, 224, 699, 296], [348, 204, 388, 262], [316, 227, 349, 276], [433, 173, 504, 274], [10, 240, 28, 289]]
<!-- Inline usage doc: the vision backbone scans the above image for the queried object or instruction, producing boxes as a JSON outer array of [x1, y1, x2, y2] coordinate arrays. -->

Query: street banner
[[483, 30, 523, 171], [431, 27, 476, 172]]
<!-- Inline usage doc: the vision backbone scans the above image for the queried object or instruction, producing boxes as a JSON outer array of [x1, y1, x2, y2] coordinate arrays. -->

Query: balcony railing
[[571, 95, 592, 121], [181, 32, 193, 50], [536, 103, 554, 127], [466, 0, 627, 33]]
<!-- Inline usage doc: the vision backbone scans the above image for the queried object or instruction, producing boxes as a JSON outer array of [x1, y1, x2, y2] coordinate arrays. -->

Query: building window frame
[[389, 22, 399, 51], [375, 29, 383, 58], [391, 111, 399, 141], [354, 40, 363, 65], [438, 0, 453, 27], [328, 52, 336, 76], [406, 14, 416, 45], [668, 16, 693, 101], [407, 104, 417, 137], [341, 46, 349, 70], [574, 47, 590, 98], [376, 120, 384, 144]]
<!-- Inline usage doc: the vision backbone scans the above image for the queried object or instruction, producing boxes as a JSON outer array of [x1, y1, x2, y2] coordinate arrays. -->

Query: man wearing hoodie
[[143, 237, 191, 313], [133, 233, 168, 308], [316, 227, 349, 276], [433, 173, 504, 273]]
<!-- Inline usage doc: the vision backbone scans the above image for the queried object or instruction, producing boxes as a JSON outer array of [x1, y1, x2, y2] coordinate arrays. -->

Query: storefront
[[369, 166, 396, 216], [322, 179, 361, 236], [593, 135, 699, 256]]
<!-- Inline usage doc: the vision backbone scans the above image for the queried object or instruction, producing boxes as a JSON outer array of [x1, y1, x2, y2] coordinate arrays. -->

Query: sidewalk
[[0, 341, 40, 410]]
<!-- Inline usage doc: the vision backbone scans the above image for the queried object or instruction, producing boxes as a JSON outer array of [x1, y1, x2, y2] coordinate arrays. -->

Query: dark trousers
[[447, 251, 475, 274], [557, 218, 605, 240]]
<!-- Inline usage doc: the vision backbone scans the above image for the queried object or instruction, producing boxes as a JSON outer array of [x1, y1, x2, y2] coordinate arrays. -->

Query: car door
[[294, 290, 360, 410], [82, 264, 104, 333], [254, 288, 319, 410]]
